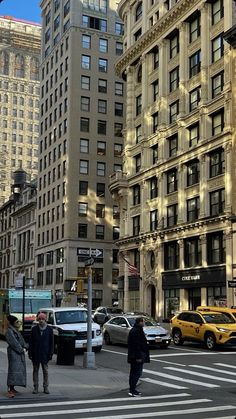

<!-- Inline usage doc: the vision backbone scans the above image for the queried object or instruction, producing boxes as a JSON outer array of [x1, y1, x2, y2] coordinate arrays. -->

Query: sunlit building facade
[[37, 0, 124, 306], [110, 0, 236, 319]]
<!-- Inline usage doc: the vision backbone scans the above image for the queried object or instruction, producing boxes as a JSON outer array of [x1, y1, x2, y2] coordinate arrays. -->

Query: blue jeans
[[129, 361, 143, 393]]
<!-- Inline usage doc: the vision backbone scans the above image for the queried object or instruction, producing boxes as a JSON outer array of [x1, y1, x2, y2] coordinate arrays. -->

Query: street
[[1, 341, 236, 418]]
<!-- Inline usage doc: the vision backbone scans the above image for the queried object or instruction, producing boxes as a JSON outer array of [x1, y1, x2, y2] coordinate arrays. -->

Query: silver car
[[103, 315, 171, 348]]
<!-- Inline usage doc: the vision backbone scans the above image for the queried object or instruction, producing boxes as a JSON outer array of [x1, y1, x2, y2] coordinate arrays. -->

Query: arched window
[[30, 57, 39, 81], [0, 51, 9, 75], [137, 65, 142, 83], [135, 2, 142, 21], [15, 54, 25, 78]]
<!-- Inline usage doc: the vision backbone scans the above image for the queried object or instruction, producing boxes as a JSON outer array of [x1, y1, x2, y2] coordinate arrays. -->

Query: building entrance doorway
[[188, 288, 201, 310], [146, 284, 156, 319]]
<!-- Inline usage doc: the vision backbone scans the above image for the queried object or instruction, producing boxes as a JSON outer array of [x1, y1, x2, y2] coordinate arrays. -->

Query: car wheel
[[172, 329, 184, 346], [205, 332, 216, 350], [93, 345, 102, 353], [104, 332, 112, 345]]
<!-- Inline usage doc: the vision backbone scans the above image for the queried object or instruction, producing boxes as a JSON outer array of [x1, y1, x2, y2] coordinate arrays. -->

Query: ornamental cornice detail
[[116, 0, 202, 76]]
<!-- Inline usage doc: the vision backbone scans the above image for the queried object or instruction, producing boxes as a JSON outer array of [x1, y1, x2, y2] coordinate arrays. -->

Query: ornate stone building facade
[[110, 0, 236, 319], [0, 16, 41, 205]]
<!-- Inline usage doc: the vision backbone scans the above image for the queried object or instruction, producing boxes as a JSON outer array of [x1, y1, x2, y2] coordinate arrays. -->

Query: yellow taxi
[[197, 306, 236, 321], [170, 310, 236, 350]]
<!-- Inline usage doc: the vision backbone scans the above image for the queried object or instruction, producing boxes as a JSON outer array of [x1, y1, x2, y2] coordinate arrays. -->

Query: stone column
[[158, 40, 168, 127], [142, 0, 148, 32], [158, 172, 165, 224], [225, 228, 233, 306], [156, 241, 164, 319], [139, 244, 145, 311], [177, 164, 184, 224], [200, 2, 210, 104], [224, 143, 232, 214], [178, 239, 184, 269], [125, 66, 135, 148], [140, 179, 146, 233], [126, 7, 132, 49], [199, 154, 208, 218], [179, 22, 188, 117], [123, 251, 130, 312], [200, 234, 207, 267]]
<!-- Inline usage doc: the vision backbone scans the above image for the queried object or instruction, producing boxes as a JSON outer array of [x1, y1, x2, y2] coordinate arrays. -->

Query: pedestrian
[[28, 312, 54, 394], [5, 314, 28, 398], [127, 317, 150, 397]]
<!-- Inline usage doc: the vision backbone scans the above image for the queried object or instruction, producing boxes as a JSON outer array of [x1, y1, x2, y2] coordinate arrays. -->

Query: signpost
[[83, 249, 100, 369]]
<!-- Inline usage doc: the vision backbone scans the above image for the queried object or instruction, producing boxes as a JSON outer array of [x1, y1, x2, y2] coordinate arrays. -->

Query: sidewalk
[[0, 341, 128, 402]]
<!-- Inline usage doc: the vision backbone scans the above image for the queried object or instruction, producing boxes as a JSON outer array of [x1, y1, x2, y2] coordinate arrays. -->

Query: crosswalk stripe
[[190, 364, 236, 376], [141, 377, 187, 389], [215, 362, 236, 370], [0, 399, 212, 418], [72, 406, 236, 419], [143, 368, 219, 388], [0, 393, 190, 410], [165, 366, 236, 383]]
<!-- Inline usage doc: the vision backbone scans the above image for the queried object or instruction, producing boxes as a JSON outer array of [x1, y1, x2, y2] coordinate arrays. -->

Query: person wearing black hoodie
[[127, 317, 150, 397]]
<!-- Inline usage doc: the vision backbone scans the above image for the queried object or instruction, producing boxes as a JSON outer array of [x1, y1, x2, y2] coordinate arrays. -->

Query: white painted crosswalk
[[0, 393, 236, 419]]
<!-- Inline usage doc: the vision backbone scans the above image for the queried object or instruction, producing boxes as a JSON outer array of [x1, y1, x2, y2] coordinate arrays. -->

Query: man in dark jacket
[[28, 312, 54, 394], [127, 317, 150, 397]]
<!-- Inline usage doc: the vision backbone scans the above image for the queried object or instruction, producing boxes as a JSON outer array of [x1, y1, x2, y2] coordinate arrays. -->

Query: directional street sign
[[228, 281, 236, 288], [84, 257, 95, 266], [91, 249, 102, 257]]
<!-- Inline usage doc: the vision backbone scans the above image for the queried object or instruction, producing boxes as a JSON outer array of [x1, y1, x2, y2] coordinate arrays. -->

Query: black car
[[93, 306, 124, 325]]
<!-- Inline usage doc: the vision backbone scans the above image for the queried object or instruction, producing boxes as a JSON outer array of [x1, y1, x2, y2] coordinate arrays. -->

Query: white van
[[37, 307, 103, 352]]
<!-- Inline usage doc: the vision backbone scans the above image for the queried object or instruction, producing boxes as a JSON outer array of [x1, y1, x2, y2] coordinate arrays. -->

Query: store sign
[[162, 266, 226, 289], [182, 275, 200, 281], [228, 281, 236, 288]]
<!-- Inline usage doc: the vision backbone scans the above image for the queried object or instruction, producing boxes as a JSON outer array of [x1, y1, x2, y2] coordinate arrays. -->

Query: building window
[[99, 38, 108, 53], [133, 184, 140, 205], [96, 225, 104, 240], [81, 75, 90, 90], [81, 55, 91, 69], [81, 96, 90, 111], [133, 215, 140, 236], [189, 13, 200, 43], [187, 196, 200, 222], [211, 109, 224, 136], [186, 159, 200, 186], [97, 162, 106, 176], [189, 86, 201, 111], [98, 58, 108, 72], [78, 223, 87, 238], [96, 204, 105, 218], [80, 117, 89, 132], [189, 50, 201, 78], [80, 138, 89, 153], [150, 209, 158, 231], [212, 0, 224, 25], [153, 47, 159, 69], [114, 123, 123, 137], [209, 148, 225, 178], [169, 32, 179, 59], [152, 80, 159, 101], [166, 169, 177, 194], [115, 82, 123, 96], [188, 123, 199, 147], [116, 42, 123, 56], [150, 176, 158, 199], [134, 28, 142, 41], [97, 120, 106, 134], [210, 189, 225, 216], [79, 181, 88, 195], [135, 154, 141, 173], [97, 182, 105, 197], [78, 202, 88, 216], [212, 34, 224, 62], [115, 22, 124, 35], [113, 205, 120, 219], [136, 95, 142, 116], [82, 34, 91, 49], [169, 101, 179, 124], [152, 112, 158, 133], [113, 226, 120, 240], [115, 102, 123, 117], [135, 2, 142, 21], [164, 241, 179, 270], [79, 159, 89, 174], [212, 71, 224, 98], [152, 144, 158, 164], [167, 204, 178, 227], [97, 141, 106, 155], [98, 78, 107, 93], [168, 134, 178, 157], [184, 237, 201, 267], [169, 67, 179, 92], [136, 125, 142, 143], [98, 99, 107, 114], [114, 143, 122, 156], [207, 232, 225, 264]]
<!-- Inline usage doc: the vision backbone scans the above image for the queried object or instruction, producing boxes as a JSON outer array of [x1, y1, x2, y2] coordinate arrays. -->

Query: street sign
[[77, 248, 103, 258], [228, 281, 236, 288], [91, 249, 102, 257], [84, 257, 95, 266]]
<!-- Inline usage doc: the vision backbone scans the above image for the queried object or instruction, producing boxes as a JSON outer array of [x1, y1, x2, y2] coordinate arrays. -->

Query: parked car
[[103, 315, 171, 348], [93, 306, 124, 325], [171, 310, 236, 350], [37, 307, 103, 352]]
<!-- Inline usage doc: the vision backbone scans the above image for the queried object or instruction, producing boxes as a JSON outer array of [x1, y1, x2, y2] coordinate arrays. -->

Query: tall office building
[[110, 0, 236, 318], [37, 0, 124, 306], [0, 16, 41, 205]]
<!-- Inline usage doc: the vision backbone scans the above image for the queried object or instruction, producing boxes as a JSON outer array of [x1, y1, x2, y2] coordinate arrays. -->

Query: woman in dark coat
[[5, 315, 28, 398], [127, 317, 150, 397]]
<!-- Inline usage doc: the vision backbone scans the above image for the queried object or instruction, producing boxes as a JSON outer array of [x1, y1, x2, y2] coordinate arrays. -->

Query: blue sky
[[0, 0, 41, 23]]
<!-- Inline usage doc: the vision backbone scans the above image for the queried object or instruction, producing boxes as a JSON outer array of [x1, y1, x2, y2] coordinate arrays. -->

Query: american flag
[[119, 251, 140, 277]]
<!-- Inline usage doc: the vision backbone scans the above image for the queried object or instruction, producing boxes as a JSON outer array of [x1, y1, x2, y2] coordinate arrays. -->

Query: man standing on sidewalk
[[127, 317, 150, 397], [28, 312, 54, 394]]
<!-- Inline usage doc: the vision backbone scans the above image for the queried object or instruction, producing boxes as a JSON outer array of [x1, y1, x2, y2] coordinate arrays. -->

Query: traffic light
[[77, 279, 84, 294]]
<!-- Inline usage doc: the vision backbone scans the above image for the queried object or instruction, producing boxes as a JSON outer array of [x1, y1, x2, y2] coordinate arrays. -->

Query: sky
[[0, 0, 41, 24]]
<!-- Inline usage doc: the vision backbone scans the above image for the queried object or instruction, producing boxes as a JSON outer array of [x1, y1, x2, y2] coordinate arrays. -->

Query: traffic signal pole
[[83, 266, 95, 369]]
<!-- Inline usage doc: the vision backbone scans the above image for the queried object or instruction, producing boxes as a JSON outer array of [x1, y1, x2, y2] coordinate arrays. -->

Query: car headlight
[[217, 327, 230, 333], [96, 329, 101, 336]]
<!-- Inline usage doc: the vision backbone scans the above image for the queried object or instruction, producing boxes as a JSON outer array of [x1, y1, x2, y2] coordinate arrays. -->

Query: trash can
[[56, 331, 76, 365]]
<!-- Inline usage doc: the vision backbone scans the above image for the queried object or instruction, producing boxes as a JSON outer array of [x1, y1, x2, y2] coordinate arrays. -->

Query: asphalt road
[[2, 342, 236, 418]]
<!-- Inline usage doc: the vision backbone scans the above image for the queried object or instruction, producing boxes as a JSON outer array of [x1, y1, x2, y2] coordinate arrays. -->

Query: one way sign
[[90, 249, 102, 257]]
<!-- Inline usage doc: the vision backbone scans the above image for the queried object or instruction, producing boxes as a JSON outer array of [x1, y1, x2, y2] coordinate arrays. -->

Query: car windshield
[[202, 313, 235, 324], [55, 310, 87, 325], [107, 308, 123, 314], [127, 317, 159, 327]]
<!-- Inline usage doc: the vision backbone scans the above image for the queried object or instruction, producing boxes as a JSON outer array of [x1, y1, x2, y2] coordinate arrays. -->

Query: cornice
[[116, 0, 202, 76]]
